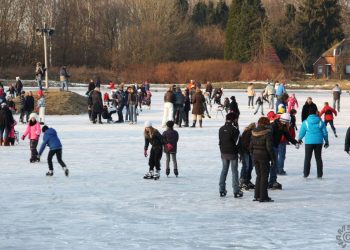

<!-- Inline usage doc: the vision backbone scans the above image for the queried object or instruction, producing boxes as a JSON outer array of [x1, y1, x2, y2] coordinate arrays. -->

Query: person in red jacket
[[319, 102, 337, 137]]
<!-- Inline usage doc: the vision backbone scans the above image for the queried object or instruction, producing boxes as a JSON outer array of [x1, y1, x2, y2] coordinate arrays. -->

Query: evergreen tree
[[176, 0, 189, 17], [215, 0, 229, 28], [297, 0, 344, 70], [192, 1, 208, 26], [207, 1, 216, 25], [285, 3, 296, 23]]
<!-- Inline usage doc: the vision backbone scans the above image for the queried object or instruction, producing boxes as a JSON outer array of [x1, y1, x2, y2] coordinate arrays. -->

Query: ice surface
[[1, 87, 350, 250]]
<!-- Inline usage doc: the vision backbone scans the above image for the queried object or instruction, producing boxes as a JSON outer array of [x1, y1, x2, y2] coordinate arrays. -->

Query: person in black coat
[[162, 121, 179, 177], [25, 91, 35, 122], [87, 79, 95, 93], [250, 117, 275, 202], [19, 91, 26, 123], [229, 96, 240, 117], [345, 127, 350, 155], [218, 112, 243, 198], [301, 97, 318, 122], [0, 103, 9, 145], [91, 88, 103, 124]]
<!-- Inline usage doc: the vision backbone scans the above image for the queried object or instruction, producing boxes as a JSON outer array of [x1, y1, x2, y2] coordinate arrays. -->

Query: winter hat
[[280, 113, 291, 123], [230, 96, 236, 101], [277, 104, 285, 114], [29, 113, 37, 120], [267, 111, 276, 121], [166, 120, 174, 129], [42, 125, 49, 133], [144, 121, 152, 128], [38, 89, 43, 97]]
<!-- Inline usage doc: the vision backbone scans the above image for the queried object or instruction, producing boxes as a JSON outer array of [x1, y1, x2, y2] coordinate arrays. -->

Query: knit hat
[[280, 113, 291, 123], [38, 89, 43, 97], [29, 113, 37, 120], [267, 111, 276, 121], [144, 121, 152, 128], [277, 104, 285, 114]]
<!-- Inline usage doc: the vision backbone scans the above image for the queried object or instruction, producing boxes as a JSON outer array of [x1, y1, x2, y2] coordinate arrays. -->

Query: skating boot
[[234, 191, 244, 198], [174, 168, 178, 177], [46, 171, 54, 176], [153, 170, 160, 180], [247, 181, 255, 189], [220, 190, 227, 197], [268, 181, 282, 190], [63, 167, 69, 177], [143, 170, 154, 179], [166, 168, 170, 177], [259, 197, 274, 202]]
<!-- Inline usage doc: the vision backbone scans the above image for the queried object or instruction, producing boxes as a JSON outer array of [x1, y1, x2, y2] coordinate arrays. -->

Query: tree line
[[0, 0, 348, 75]]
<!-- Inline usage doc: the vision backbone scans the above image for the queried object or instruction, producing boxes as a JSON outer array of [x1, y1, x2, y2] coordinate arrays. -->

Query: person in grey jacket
[[332, 84, 341, 112], [263, 82, 276, 109], [59, 66, 70, 91]]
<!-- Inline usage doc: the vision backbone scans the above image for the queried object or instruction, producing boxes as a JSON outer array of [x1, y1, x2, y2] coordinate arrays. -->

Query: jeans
[[117, 104, 125, 122], [219, 158, 239, 193], [276, 143, 287, 173], [128, 105, 137, 123], [165, 152, 177, 170], [248, 96, 254, 107], [240, 153, 253, 182], [174, 105, 185, 126], [268, 95, 275, 109], [333, 98, 340, 112], [48, 149, 66, 171], [254, 103, 264, 115], [37, 78, 43, 90], [61, 80, 69, 91], [304, 144, 323, 178]]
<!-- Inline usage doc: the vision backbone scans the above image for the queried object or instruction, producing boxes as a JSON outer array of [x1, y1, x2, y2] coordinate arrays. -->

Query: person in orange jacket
[[319, 102, 337, 137]]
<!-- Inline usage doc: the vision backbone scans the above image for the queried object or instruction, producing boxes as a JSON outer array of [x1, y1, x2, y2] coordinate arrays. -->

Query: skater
[[263, 82, 276, 109], [301, 97, 318, 122], [25, 91, 35, 123], [298, 105, 328, 178], [223, 97, 230, 114], [250, 117, 275, 202], [212, 87, 223, 105], [319, 102, 338, 137], [247, 83, 255, 109], [127, 86, 137, 125], [37, 90, 46, 125], [35, 62, 44, 90], [7, 117, 17, 146], [59, 66, 70, 91], [0, 103, 13, 146], [91, 87, 103, 124], [332, 84, 341, 112], [254, 92, 269, 115], [143, 121, 164, 180], [15, 76, 23, 97], [174, 87, 185, 127], [218, 112, 243, 198], [287, 93, 298, 113], [19, 91, 26, 123], [345, 127, 350, 155], [191, 88, 205, 128], [183, 89, 191, 127], [21, 113, 41, 162], [290, 109, 298, 139], [162, 121, 179, 177], [205, 81, 213, 99], [162, 86, 174, 127], [229, 96, 240, 118], [239, 123, 256, 191], [38, 125, 69, 177], [276, 82, 286, 101], [115, 84, 127, 123]]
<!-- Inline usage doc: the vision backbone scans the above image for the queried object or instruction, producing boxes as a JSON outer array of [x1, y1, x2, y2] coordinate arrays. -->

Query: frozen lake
[[1, 87, 350, 249]]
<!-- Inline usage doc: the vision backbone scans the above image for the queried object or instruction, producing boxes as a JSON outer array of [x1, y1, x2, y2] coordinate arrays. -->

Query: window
[[346, 65, 350, 74], [318, 65, 323, 74]]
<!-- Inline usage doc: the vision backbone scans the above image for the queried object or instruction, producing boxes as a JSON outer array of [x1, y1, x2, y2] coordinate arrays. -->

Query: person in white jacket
[[247, 83, 256, 109], [264, 82, 276, 109], [37, 91, 46, 125]]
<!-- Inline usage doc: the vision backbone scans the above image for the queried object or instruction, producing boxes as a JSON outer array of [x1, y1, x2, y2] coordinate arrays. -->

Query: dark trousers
[[48, 149, 66, 171], [30, 139, 39, 160], [165, 152, 177, 170], [26, 110, 33, 122], [149, 147, 163, 171], [254, 158, 270, 200], [117, 104, 125, 122], [248, 96, 254, 106], [304, 144, 323, 178], [92, 111, 101, 122], [20, 108, 26, 122], [325, 120, 336, 135]]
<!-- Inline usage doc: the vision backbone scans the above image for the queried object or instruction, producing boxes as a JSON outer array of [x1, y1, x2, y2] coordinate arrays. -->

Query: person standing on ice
[[21, 113, 41, 162], [301, 97, 318, 122], [298, 105, 328, 179], [254, 92, 269, 115], [191, 88, 205, 128], [332, 84, 341, 112], [345, 127, 350, 155], [37, 90, 45, 125], [319, 102, 338, 137], [250, 117, 275, 202], [246, 83, 255, 109], [38, 125, 69, 177], [162, 86, 174, 127], [287, 93, 298, 113], [162, 121, 179, 177], [263, 82, 276, 109], [218, 112, 243, 198], [143, 121, 164, 180]]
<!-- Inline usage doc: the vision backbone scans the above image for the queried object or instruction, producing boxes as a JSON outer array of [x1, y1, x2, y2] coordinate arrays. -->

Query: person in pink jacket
[[7, 119, 17, 145], [287, 93, 298, 113], [22, 113, 41, 162]]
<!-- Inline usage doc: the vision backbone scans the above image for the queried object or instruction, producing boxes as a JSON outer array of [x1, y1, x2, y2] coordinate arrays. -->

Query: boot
[[174, 168, 178, 177], [46, 171, 54, 176], [190, 121, 196, 128], [199, 120, 202, 128], [63, 167, 69, 177], [166, 168, 170, 176]]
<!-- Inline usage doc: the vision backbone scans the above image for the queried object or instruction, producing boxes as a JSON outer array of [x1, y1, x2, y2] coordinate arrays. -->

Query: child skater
[[21, 113, 41, 162], [38, 125, 69, 176], [162, 120, 179, 177], [143, 121, 164, 180]]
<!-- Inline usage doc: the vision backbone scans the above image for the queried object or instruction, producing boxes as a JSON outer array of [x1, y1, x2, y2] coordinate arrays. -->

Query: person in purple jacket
[[38, 125, 69, 177], [162, 120, 179, 177]]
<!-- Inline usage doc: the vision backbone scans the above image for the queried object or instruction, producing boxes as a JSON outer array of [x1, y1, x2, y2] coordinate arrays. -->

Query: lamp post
[[36, 23, 55, 89]]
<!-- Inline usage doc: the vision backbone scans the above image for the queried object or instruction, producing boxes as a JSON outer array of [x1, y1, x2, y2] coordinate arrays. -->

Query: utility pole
[[36, 23, 55, 89]]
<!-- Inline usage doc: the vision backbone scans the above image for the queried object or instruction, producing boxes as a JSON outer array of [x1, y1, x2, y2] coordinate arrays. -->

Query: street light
[[36, 23, 55, 89]]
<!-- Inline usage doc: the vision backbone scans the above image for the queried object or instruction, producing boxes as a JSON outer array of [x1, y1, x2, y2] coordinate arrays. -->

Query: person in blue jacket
[[38, 125, 69, 177], [298, 105, 328, 178]]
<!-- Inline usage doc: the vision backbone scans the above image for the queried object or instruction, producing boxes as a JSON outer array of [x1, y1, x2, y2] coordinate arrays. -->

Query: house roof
[[321, 39, 349, 57]]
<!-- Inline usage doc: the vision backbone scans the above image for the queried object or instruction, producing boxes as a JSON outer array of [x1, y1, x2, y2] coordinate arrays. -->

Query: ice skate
[[259, 197, 274, 203], [143, 170, 154, 179], [174, 168, 178, 177], [46, 171, 54, 176], [153, 170, 160, 180], [166, 168, 170, 177], [220, 191, 227, 197], [268, 181, 282, 190], [63, 167, 69, 177], [234, 191, 244, 198]]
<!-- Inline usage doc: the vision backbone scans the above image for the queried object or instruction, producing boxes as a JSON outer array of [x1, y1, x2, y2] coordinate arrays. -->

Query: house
[[313, 39, 350, 79]]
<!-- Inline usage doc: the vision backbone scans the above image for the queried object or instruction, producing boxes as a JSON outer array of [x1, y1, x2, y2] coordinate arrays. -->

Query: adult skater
[[143, 121, 164, 180], [229, 96, 240, 118], [332, 84, 341, 112], [91, 87, 103, 124], [319, 102, 338, 137], [345, 127, 350, 155], [264, 82, 276, 109], [250, 117, 275, 202], [59, 66, 70, 91], [162, 121, 179, 177], [38, 125, 69, 177], [247, 83, 255, 109], [162, 86, 174, 127], [301, 97, 318, 122], [25, 91, 35, 123], [218, 112, 243, 198], [37, 90, 46, 125], [191, 88, 205, 128], [298, 105, 328, 178]]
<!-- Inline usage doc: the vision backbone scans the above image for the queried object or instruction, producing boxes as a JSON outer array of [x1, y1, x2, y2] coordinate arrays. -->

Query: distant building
[[313, 39, 350, 79]]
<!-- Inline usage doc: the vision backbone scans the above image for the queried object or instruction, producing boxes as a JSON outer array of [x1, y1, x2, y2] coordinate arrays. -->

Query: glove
[[297, 139, 303, 145], [21, 135, 25, 140], [324, 142, 329, 149], [144, 149, 148, 157], [295, 143, 300, 149]]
